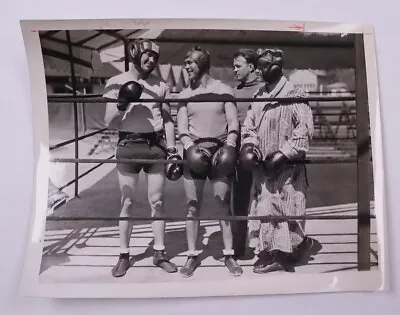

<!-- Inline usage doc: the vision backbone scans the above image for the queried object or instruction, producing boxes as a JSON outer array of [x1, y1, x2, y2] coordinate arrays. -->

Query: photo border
[[18, 18, 387, 298]]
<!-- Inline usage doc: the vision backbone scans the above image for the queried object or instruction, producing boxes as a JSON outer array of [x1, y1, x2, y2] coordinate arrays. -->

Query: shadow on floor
[[40, 225, 209, 274]]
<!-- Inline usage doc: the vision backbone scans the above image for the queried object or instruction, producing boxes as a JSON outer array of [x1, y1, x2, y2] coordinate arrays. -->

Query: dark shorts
[[183, 137, 230, 180], [115, 131, 167, 174]]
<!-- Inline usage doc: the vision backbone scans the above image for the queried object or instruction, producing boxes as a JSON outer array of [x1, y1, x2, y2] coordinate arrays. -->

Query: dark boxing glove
[[239, 143, 263, 171], [165, 147, 183, 181], [185, 144, 212, 175], [211, 141, 237, 178], [117, 81, 143, 111], [263, 151, 289, 179]]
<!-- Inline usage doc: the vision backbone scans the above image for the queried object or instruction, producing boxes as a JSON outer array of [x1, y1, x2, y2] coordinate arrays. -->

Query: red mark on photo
[[102, 20, 151, 30], [132, 20, 151, 28], [31, 30, 37, 32], [289, 24, 304, 31]]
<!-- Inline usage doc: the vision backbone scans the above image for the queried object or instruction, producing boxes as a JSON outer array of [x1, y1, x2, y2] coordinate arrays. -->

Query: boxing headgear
[[256, 48, 284, 84], [185, 47, 211, 76], [129, 39, 160, 66]]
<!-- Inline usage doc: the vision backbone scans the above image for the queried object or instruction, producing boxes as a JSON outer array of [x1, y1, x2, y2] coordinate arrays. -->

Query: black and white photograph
[[19, 19, 386, 298]]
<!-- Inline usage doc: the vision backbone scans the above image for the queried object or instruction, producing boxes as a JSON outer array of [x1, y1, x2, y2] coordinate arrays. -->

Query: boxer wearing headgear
[[241, 47, 315, 273], [177, 46, 243, 278], [129, 38, 160, 69], [102, 38, 180, 277], [256, 48, 284, 84], [184, 46, 211, 79]]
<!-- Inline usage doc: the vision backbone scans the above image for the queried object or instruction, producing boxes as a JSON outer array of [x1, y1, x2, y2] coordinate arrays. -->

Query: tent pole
[[66, 30, 80, 197], [124, 39, 129, 71]]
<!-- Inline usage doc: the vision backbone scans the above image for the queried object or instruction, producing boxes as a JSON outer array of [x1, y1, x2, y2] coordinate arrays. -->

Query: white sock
[[153, 245, 166, 251], [187, 250, 202, 257], [223, 249, 234, 256], [120, 248, 129, 255]]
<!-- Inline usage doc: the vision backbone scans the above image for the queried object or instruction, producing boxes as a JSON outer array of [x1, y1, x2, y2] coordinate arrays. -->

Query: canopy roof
[[40, 29, 356, 78]]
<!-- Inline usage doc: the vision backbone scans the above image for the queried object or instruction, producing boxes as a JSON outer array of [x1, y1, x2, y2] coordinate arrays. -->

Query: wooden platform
[[40, 202, 378, 284], [42, 133, 377, 284]]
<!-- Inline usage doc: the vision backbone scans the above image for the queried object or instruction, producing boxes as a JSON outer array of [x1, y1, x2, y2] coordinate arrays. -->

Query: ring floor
[[42, 133, 377, 283]]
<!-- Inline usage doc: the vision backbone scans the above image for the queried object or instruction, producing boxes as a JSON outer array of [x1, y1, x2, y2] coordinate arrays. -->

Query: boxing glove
[[239, 143, 263, 171], [263, 151, 288, 179], [211, 143, 237, 178], [117, 81, 143, 111], [165, 152, 183, 181], [185, 144, 212, 175]]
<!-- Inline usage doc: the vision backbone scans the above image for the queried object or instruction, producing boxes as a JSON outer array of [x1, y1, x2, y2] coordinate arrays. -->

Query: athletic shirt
[[233, 77, 265, 125], [103, 69, 170, 133], [178, 76, 236, 141]]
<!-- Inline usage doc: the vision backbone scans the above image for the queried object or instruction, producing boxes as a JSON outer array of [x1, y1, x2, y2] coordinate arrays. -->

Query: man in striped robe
[[241, 48, 315, 273]]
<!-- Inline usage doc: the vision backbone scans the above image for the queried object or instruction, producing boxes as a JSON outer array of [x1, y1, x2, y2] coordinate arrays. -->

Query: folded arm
[[280, 102, 314, 159]]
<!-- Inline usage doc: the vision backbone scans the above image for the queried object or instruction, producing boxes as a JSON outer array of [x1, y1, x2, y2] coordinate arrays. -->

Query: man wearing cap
[[176, 46, 243, 278], [231, 48, 265, 258], [241, 48, 314, 273], [103, 38, 180, 277]]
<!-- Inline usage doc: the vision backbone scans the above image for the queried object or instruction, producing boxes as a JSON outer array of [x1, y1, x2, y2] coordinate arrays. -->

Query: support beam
[[97, 30, 142, 50], [41, 36, 95, 51], [75, 31, 103, 45], [41, 48, 92, 69], [97, 30, 124, 40], [41, 30, 60, 38], [152, 37, 355, 48], [124, 40, 130, 71], [66, 30, 80, 198]]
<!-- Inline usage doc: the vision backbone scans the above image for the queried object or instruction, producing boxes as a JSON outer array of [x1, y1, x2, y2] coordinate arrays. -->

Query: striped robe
[[241, 76, 314, 254]]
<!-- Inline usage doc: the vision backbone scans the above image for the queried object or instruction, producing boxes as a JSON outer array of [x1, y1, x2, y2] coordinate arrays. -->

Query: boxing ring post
[[124, 39, 130, 71], [355, 34, 371, 271], [66, 30, 80, 197]]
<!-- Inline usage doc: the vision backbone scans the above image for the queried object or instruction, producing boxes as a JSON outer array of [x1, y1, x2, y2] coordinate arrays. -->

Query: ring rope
[[47, 96, 356, 104], [50, 157, 358, 165], [48, 91, 356, 99], [46, 214, 376, 222]]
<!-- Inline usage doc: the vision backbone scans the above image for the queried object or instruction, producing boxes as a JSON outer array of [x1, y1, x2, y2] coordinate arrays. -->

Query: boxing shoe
[[253, 250, 295, 274], [180, 255, 201, 278], [286, 236, 316, 265], [111, 253, 131, 278], [153, 250, 178, 273], [224, 255, 243, 277]]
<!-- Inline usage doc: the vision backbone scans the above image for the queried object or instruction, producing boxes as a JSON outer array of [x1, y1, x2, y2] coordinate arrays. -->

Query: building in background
[[288, 69, 328, 93]]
